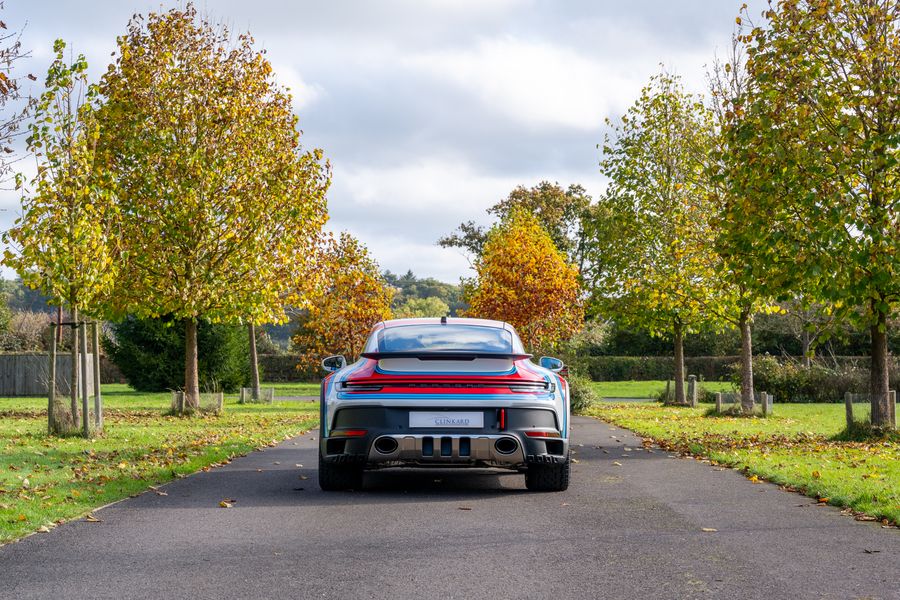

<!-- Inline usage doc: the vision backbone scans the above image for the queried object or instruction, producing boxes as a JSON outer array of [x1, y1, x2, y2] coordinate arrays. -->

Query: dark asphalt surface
[[1, 416, 898, 600]]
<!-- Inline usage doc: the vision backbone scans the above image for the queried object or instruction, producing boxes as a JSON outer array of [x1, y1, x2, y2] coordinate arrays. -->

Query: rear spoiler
[[360, 351, 532, 361]]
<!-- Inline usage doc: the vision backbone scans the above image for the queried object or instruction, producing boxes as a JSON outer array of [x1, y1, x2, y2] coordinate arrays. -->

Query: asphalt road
[[1, 416, 898, 600]]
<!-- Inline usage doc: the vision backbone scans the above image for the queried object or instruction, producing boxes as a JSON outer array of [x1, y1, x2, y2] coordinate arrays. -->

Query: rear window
[[367, 325, 518, 353]]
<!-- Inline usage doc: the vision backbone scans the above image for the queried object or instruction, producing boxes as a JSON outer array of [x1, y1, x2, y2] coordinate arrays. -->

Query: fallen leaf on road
[[85, 514, 101, 523], [149, 486, 167, 496], [299, 475, 308, 480], [571, 459, 580, 464], [37, 525, 50, 533], [748, 475, 760, 483], [561, 503, 570, 507], [273, 462, 281, 465], [701, 528, 717, 532], [612, 461, 622, 466], [295, 464, 303, 468], [818, 497, 830, 504], [219, 500, 234, 508]]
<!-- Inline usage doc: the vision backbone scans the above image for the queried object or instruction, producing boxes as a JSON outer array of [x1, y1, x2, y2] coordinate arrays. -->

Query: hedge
[[574, 355, 739, 382]]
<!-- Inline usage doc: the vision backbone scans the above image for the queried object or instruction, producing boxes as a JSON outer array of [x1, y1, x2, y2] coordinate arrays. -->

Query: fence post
[[92, 322, 102, 430], [687, 375, 697, 407], [890, 390, 896, 429], [48, 323, 57, 434], [760, 392, 769, 416], [80, 322, 90, 438], [714, 392, 722, 413], [844, 392, 853, 428]]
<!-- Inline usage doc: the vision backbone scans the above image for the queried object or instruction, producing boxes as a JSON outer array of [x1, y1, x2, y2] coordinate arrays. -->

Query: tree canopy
[[464, 209, 582, 352], [292, 233, 394, 367], [725, 0, 900, 425], [94, 6, 329, 408]]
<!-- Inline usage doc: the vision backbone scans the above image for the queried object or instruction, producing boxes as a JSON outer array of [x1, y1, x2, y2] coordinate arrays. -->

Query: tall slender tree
[[589, 71, 719, 405], [3, 40, 117, 431], [728, 0, 900, 427], [96, 6, 329, 411]]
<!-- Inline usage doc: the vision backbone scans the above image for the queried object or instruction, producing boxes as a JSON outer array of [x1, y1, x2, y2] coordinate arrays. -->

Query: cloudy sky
[[1, 0, 765, 283]]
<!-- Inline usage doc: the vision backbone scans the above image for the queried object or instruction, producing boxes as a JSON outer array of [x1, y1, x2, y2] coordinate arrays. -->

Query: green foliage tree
[[464, 209, 582, 352], [104, 316, 249, 393], [727, 0, 900, 426], [383, 270, 465, 315], [393, 296, 450, 319], [439, 181, 592, 269], [2, 40, 117, 425], [704, 35, 781, 413], [95, 6, 329, 411], [587, 71, 720, 405]]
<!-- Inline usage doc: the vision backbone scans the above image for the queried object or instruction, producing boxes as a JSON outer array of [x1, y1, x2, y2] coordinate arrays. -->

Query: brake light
[[331, 429, 367, 437], [524, 431, 561, 438]]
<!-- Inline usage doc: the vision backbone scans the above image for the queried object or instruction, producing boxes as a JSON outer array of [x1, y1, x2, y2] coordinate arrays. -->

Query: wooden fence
[[0, 353, 95, 396]]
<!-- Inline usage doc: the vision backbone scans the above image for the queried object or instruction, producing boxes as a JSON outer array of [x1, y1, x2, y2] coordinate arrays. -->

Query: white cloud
[[404, 36, 641, 132], [270, 63, 324, 112]]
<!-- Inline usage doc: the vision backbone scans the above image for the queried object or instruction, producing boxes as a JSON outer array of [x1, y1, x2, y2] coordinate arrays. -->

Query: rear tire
[[525, 456, 570, 492], [318, 450, 364, 491]]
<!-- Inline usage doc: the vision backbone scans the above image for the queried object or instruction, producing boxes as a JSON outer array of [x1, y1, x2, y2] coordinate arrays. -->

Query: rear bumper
[[320, 405, 568, 470]]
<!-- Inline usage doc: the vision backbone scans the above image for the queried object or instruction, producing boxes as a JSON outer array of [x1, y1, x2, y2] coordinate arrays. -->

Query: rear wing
[[360, 351, 532, 361]]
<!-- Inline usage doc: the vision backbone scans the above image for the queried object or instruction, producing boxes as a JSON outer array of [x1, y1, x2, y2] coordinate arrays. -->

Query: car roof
[[377, 317, 512, 331]]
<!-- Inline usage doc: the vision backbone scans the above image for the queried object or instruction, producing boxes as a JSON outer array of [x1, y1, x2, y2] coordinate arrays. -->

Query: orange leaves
[[464, 210, 582, 352], [292, 233, 393, 368]]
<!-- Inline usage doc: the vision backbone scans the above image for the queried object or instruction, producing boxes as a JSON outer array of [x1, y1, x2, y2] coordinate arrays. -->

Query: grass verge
[[0, 385, 318, 544], [586, 402, 900, 525], [588, 380, 734, 399]]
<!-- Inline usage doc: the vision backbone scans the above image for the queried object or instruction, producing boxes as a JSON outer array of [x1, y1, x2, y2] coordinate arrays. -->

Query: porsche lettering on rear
[[316, 318, 571, 492]]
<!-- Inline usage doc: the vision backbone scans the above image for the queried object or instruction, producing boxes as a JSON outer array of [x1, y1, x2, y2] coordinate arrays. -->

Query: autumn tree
[[96, 6, 329, 411], [3, 41, 117, 431], [464, 209, 582, 353], [728, 0, 900, 427], [587, 71, 720, 405], [292, 233, 394, 368], [440, 181, 592, 270]]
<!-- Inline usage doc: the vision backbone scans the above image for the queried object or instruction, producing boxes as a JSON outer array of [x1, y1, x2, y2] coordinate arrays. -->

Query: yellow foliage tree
[[464, 210, 583, 352], [292, 233, 394, 369]]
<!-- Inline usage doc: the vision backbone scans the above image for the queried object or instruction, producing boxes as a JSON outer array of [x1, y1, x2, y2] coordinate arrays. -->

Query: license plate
[[409, 411, 483, 428]]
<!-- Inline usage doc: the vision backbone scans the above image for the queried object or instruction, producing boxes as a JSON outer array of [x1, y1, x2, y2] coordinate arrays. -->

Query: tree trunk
[[184, 318, 200, 412], [70, 307, 79, 421], [673, 318, 685, 405], [870, 304, 891, 427], [248, 323, 261, 400], [801, 329, 811, 368], [739, 308, 755, 414]]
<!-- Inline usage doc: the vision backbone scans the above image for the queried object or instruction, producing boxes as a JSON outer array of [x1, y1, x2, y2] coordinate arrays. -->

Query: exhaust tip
[[494, 437, 518, 455], [373, 436, 399, 455]]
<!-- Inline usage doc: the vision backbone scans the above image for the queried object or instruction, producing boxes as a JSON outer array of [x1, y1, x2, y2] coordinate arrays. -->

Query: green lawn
[[0, 384, 318, 544], [588, 379, 734, 399], [587, 402, 900, 525]]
